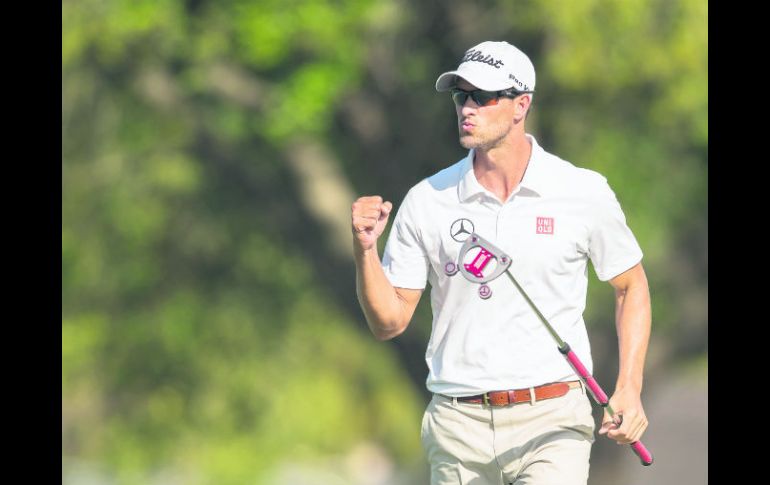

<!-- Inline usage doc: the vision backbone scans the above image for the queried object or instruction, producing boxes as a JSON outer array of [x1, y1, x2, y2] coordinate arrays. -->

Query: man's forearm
[[355, 247, 409, 340], [614, 275, 652, 391]]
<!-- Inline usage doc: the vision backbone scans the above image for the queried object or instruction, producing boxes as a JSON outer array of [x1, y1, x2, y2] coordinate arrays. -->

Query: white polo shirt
[[381, 134, 643, 397]]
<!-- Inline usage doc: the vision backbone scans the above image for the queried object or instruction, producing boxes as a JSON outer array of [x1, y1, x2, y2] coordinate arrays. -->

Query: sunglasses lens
[[451, 89, 499, 107], [474, 91, 498, 106], [451, 90, 468, 106]]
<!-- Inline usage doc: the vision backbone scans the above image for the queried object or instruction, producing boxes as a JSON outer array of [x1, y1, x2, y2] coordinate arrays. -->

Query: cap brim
[[435, 66, 517, 92], [435, 71, 461, 92]]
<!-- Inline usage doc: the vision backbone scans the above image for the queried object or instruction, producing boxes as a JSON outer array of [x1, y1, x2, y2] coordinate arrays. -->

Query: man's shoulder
[[538, 149, 610, 195], [406, 156, 467, 199], [540, 149, 606, 182]]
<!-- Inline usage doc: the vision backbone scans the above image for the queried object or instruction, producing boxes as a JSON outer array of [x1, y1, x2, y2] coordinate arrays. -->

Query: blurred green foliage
[[62, 1, 706, 483]]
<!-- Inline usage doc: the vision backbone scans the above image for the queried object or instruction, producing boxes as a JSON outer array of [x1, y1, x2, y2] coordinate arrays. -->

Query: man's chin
[[459, 135, 478, 149]]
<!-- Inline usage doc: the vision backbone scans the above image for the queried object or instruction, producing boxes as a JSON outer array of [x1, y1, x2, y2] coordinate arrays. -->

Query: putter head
[[455, 233, 512, 283]]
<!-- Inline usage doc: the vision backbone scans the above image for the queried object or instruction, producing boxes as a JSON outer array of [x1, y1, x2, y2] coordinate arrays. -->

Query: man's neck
[[473, 133, 533, 203]]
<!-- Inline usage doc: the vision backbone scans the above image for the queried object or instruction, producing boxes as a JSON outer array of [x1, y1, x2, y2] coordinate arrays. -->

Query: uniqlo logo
[[536, 217, 554, 235]]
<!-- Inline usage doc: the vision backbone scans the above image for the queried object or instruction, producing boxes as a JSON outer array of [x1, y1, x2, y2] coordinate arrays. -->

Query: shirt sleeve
[[588, 179, 644, 281], [381, 188, 430, 289]]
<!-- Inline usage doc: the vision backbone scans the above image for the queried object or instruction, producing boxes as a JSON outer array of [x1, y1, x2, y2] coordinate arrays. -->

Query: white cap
[[435, 41, 536, 93]]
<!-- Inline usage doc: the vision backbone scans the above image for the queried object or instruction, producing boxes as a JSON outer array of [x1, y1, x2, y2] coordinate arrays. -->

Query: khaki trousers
[[421, 385, 595, 485]]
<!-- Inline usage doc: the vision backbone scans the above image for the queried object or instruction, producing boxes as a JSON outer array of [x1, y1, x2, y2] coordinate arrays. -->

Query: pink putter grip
[[565, 351, 654, 466], [632, 441, 654, 466], [565, 350, 608, 403]]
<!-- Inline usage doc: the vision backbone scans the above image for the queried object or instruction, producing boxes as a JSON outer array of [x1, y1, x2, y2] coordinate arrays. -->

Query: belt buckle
[[483, 392, 490, 406]]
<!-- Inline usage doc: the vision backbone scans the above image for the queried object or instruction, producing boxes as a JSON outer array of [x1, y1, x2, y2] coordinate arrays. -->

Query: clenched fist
[[351, 196, 393, 253]]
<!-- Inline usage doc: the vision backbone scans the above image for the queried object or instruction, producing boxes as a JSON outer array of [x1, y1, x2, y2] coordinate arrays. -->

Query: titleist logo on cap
[[462, 49, 504, 69]]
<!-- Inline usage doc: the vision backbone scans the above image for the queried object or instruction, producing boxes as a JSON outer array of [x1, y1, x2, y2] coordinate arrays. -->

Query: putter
[[445, 232, 654, 466]]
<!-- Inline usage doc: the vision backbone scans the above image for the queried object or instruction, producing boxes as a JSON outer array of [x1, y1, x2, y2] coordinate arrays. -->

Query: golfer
[[351, 40, 651, 485]]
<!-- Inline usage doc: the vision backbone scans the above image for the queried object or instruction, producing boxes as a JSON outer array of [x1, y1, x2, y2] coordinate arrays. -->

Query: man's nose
[[460, 101, 478, 116]]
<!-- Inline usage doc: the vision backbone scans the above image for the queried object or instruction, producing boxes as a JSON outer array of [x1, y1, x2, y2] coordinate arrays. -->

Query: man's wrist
[[615, 378, 643, 394], [353, 243, 378, 261]]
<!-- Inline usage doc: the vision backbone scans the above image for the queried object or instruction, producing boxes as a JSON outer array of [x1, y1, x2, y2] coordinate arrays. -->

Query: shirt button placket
[[497, 194, 514, 240]]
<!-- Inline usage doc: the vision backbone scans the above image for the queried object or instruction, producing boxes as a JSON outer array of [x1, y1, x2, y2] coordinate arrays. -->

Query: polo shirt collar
[[457, 134, 549, 202]]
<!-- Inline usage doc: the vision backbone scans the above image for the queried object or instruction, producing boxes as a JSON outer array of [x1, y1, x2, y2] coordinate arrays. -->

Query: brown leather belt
[[450, 380, 582, 407]]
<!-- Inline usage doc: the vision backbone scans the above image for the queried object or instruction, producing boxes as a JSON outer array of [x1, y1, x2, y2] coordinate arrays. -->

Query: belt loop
[[529, 387, 536, 405], [452, 396, 458, 407]]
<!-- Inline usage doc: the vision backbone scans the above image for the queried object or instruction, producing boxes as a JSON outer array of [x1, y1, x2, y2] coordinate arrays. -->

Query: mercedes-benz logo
[[450, 218, 475, 242]]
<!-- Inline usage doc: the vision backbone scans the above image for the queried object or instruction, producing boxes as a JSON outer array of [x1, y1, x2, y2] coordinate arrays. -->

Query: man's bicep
[[394, 287, 423, 322], [607, 262, 647, 292]]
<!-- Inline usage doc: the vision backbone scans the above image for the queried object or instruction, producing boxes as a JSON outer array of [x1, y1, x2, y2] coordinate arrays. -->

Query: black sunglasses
[[450, 88, 532, 107]]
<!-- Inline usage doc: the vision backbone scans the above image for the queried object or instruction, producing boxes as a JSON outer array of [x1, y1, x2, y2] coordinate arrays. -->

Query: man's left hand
[[597, 387, 648, 444]]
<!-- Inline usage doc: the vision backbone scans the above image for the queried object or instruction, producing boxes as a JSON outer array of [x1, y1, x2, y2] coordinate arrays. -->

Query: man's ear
[[514, 95, 532, 122]]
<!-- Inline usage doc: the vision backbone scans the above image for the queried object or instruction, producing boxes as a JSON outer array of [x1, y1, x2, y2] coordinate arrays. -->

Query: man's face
[[454, 79, 520, 151]]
